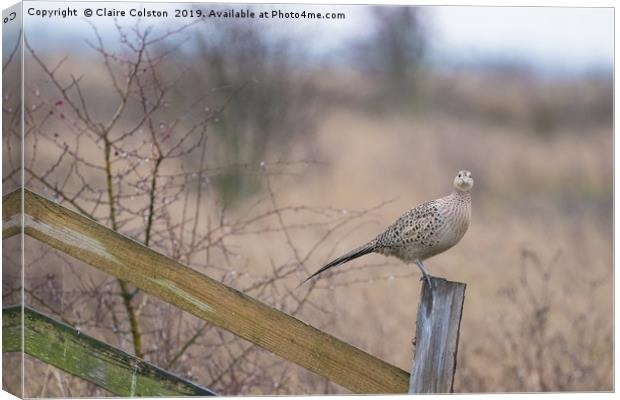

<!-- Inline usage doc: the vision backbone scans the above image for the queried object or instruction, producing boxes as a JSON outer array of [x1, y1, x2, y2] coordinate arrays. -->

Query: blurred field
[[5, 12, 612, 395], [237, 71, 613, 392]]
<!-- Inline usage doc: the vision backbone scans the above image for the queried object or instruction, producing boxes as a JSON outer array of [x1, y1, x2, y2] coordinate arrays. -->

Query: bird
[[301, 170, 473, 288]]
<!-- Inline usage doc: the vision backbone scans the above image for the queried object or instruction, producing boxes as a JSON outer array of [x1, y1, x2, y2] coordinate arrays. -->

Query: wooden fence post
[[408, 277, 466, 394]]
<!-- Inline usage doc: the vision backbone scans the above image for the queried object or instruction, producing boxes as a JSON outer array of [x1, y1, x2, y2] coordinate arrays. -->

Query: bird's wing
[[391, 201, 441, 247], [399, 214, 435, 246]]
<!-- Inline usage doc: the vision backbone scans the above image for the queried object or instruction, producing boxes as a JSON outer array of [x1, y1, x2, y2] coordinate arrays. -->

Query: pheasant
[[302, 170, 473, 288]]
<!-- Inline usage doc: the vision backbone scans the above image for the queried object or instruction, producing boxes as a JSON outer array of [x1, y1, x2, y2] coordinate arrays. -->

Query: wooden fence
[[2, 188, 466, 395], [3, 306, 215, 396]]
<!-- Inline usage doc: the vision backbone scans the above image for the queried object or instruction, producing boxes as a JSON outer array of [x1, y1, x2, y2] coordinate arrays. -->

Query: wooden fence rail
[[2, 188, 410, 394], [2, 305, 215, 396]]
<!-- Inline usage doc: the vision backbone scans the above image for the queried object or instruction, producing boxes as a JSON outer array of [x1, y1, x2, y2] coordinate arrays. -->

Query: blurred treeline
[[159, 7, 612, 207]]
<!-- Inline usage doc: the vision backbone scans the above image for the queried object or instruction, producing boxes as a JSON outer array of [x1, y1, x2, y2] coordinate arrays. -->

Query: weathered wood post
[[409, 276, 466, 394]]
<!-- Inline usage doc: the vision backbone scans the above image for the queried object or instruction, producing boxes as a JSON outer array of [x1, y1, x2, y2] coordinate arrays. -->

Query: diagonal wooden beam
[[2, 188, 410, 394], [2, 305, 216, 396]]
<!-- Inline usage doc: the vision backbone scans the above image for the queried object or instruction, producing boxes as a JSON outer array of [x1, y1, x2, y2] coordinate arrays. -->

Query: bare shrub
[[20, 18, 375, 396], [457, 248, 612, 392], [187, 19, 321, 206]]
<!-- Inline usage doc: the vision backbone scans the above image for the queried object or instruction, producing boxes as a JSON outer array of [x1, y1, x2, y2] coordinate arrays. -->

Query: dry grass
[[250, 97, 612, 392]]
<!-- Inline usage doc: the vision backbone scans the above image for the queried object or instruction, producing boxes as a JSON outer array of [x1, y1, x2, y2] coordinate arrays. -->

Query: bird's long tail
[[299, 242, 376, 286]]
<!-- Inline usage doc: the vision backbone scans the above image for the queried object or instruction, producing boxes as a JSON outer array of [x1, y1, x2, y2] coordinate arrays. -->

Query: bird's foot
[[419, 273, 434, 290]]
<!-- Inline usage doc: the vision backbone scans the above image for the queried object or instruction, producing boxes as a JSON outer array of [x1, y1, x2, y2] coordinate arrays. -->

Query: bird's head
[[453, 170, 474, 192]]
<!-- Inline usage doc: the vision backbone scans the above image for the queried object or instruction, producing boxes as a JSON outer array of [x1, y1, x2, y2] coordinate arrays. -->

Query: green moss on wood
[[3, 306, 214, 396]]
